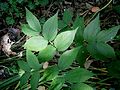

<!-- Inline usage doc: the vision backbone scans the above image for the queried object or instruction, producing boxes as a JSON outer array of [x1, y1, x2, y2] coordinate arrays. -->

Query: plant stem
[[86, 0, 113, 25]]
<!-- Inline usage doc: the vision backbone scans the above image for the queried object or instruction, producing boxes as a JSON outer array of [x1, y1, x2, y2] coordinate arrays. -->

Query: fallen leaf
[[84, 60, 93, 69], [91, 7, 100, 12], [1, 34, 16, 56]]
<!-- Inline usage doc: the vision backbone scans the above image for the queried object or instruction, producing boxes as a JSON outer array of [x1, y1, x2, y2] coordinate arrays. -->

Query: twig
[[98, 77, 113, 83], [44, 1, 55, 17], [89, 67, 108, 73], [86, 81, 111, 86], [86, 0, 113, 25], [15, 35, 26, 44]]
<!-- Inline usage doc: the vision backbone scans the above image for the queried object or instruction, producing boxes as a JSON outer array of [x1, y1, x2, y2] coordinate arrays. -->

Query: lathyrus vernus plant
[[18, 8, 95, 90]]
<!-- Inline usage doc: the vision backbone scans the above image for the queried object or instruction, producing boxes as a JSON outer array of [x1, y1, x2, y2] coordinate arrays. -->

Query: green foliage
[[63, 9, 73, 25], [24, 36, 48, 51], [26, 50, 41, 70], [0, 1, 19, 25], [26, 8, 41, 32], [76, 46, 89, 67], [18, 61, 31, 72], [73, 16, 85, 45], [0, 0, 51, 26], [58, 47, 81, 70], [49, 77, 65, 90], [40, 65, 59, 81], [64, 68, 94, 83], [38, 45, 56, 62], [17, 50, 42, 89], [42, 12, 58, 41], [6, 17, 15, 25], [30, 71, 40, 90], [0, 0, 120, 89], [22, 24, 39, 36], [58, 9, 73, 29], [83, 14, 100, 42], [19, 9, 88, 89], [108, 61, 120, 79], [96, 26, 119, 42], [113, 5, 120, 14], [17, 9, 119, 90], [71, 83, 93, 90], [87, 42, 115, 60], [83, 14, 119, 60], [37, 0, 49, 6], [0, 2, 9, 11], [54, 28, 77, 51], [0, 75, 20, 89], [20, 72, 31, 87]]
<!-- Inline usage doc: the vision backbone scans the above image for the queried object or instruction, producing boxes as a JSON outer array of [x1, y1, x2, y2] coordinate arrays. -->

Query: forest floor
[[0, 0, 120, 90]]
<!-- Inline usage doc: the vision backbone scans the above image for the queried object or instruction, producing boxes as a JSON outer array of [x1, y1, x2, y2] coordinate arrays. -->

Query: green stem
[[0, 75, 20, 89], [100, 0, 113, 11]]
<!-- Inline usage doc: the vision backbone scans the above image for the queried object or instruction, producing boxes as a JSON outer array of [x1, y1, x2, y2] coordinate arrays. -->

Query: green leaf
[[17, 0, 23, 3], [30, 71, 40, 90], [6, 17, 15, 25], [71, 83, 93, 90], [0, 2, 9, 11], [87, 42, 115, 60], [58, 47, 81, 70], [59, 26, 71, 32], [54, 28, 77, 51], [0, 75, 20, 89], [38, 45, 56, 62], [58, 9, 73, 29], [113, 5, 120, 14], [96, 26, 120, 42], [49, 77, 65, 90], [26, 50, 40, 70], [58, 20, 67, 29], [22, 24, 39, 36], [40, 65, 59, 81], [64, 68, 94, 83], [42, 12, 58, 41], [63, 9, 73, 24], [20, 72, 31, 87], [83, 14, 100, 42], [101, 88, 107, 90], [97, 43, 115, 58], [39, 0, 49, 6], [76, 46, 89, 67], [26, 8, 41, 32], [27, 1, 36, 10], [24, 36, 48, 51], [73, 16, 85, 45], [17, 61, 31, 72]]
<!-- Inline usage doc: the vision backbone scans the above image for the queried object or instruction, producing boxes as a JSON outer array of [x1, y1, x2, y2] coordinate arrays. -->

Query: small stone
[[38, 86, 45, 90], [43, 62, 49, 69]]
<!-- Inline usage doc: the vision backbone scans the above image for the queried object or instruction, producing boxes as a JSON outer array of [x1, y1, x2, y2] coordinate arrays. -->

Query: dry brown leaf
[[1, 34, 16, 56], [84, 60, 93, 69], [91, 6, 100, 12]]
